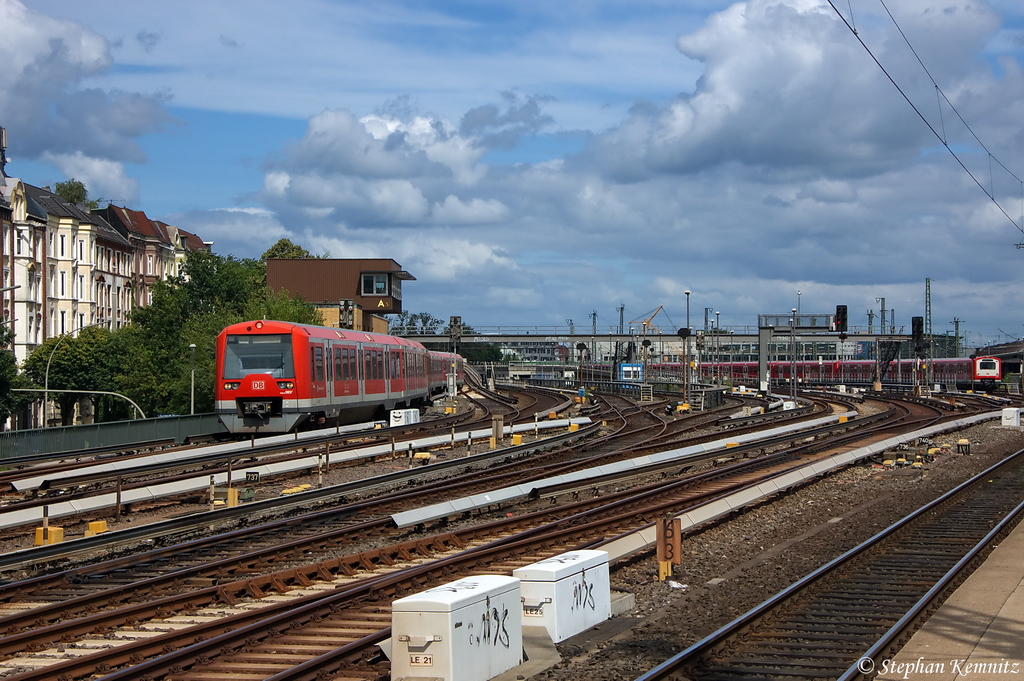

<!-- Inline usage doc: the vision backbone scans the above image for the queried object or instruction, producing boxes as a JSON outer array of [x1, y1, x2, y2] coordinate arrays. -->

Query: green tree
[[16, 250, 324, 422], [0, 327, 36, 427], [459, 344, 503, 362], [54, 178, 99, 210], [118, 250, 322, 416], [260, 238, 330, 261], [390, 311, 443, 335], [22, 327, 113, 425]]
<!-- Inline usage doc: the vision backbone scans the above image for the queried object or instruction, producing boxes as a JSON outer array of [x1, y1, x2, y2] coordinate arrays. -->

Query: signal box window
[[361, 274, 388, 295]]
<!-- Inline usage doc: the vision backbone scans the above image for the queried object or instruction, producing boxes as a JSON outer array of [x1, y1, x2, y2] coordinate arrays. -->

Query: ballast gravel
[[534, 421, 1024, 681]]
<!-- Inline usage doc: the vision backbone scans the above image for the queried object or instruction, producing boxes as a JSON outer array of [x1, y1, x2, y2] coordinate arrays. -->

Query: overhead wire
[[824, 0, 1024, 242]]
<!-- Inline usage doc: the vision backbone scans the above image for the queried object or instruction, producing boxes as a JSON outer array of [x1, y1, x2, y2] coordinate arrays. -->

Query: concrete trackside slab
[[875, 514, 1024, 680], [595, 412, 1004, 564]]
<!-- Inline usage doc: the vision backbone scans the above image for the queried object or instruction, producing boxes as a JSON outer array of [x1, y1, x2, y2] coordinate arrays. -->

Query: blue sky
[[3, 0, 1024, 347]]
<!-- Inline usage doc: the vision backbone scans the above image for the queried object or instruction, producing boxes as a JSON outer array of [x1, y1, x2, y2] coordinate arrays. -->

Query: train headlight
[[223, 382, 241, 390], [277, 381, 294, 390]]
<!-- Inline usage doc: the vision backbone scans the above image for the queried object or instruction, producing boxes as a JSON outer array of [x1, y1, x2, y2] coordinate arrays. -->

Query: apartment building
[[0, 182, 209, 366]]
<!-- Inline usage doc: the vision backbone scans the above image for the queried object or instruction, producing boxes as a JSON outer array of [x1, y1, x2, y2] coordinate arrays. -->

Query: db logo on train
[[252, 380, 265, 390]]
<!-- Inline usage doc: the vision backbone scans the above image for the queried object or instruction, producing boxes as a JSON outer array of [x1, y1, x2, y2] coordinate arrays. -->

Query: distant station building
[[266, 258, 415, 334]]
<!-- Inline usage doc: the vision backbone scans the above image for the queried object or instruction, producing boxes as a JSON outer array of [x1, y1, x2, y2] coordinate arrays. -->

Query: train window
[[326, 346, 332, 382], [335, 348, 343, 381], [365, 349, 373, 380], [223, 334, 295, 379], [377, 350, 384, 380], [313, 346, 324, 382], [350, 348, 357, 381]]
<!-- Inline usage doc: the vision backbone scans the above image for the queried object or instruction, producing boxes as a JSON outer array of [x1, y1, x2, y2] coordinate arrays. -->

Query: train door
[[333, 346, 357, 398], [309, 342, 326, 402], [356, 344, 364, 398], [364, 344, 385, 397], [332, 347, 340, 397], [390, 348, 405, 397], [326, 341, 334, 396], [416, 349, 425, 392]]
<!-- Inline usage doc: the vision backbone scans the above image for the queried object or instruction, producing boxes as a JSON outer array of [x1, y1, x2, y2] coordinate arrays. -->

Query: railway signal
[[834, 305, 848, 340], [912, 316, 926, 358]]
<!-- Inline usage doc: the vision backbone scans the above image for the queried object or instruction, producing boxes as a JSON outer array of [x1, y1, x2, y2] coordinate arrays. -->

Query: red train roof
[[219, 320, 429, 350]]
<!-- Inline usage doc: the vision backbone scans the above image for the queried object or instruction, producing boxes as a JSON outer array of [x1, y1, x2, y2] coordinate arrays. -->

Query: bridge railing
[[0, 413, 225, 461]]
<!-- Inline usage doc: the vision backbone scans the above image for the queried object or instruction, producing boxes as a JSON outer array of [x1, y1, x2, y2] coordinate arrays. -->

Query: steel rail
[[0, 406, 985, 679], [633, 448, 1024, 681], [0, 426, 859, 677], [0, 421, 600, 573]]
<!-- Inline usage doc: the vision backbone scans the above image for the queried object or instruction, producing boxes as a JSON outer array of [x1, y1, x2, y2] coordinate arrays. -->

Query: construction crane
[[629, 305, 664, 335]]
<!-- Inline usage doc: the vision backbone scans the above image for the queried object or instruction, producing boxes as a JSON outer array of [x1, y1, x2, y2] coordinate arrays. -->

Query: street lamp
[[189, 343, 197, 415], [790, 308, 797, 399], [715, 311, 721, 383], [44, 320, 106, 427], [684, 290, 691, 398]]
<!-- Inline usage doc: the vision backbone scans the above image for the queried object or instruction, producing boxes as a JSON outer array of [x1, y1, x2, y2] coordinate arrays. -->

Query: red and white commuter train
[[654, 356, 1004, 390], [215, 320, 464, 433]]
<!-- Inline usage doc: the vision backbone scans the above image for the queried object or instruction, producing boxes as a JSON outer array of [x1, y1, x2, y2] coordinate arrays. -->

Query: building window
[[60, 235, 65, 257], [78, 239, 84, 261], [60, 271, 66, 297], [60, 310, 66, 334], [147, 254, 153, 275], [361, 274, 388, 296]]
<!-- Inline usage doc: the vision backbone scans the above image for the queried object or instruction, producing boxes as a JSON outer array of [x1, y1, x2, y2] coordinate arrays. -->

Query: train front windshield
[[222, 334, 295, 378], [979, 359, 998, 371]]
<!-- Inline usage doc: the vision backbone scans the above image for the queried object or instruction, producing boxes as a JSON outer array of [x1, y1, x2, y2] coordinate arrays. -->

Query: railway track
[[0, 391, 978, 675], [0, 443, 828, 681], [0, 385, 567, 540], [635, 448, 1024, 681]]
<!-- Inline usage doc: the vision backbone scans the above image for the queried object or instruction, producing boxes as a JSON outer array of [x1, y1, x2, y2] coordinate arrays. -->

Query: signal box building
[[266, 258, 415, 333]]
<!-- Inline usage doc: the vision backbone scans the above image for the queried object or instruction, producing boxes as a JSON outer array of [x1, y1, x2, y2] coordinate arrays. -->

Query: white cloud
[[43, 151, 139, 203], [0, 0, 170, 162], [486, 287, 544, 309], [18, 0, 1024, 343], [431, 195, 509, 224], [168, 207, 291, 257]]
